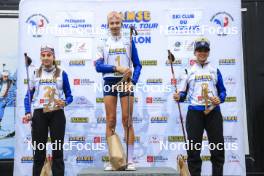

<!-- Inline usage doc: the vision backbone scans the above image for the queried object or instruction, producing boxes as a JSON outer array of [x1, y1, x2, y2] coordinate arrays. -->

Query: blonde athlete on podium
[[95, 11, 142, 171]]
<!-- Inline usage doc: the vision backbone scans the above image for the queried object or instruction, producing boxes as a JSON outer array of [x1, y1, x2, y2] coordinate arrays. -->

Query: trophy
[[107, 130, 127, 171], [43, 86, 61, 113], [177, 155, 190, 176], [40, 155, 52, 176], [201, 83, 215, 115]]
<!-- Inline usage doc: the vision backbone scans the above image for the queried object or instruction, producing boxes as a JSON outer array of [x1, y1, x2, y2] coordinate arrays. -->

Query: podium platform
[[78, 167, 179, 176]]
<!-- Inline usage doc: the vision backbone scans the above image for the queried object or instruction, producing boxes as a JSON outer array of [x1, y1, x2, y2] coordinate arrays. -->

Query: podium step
[[78, 167, 179, 176]]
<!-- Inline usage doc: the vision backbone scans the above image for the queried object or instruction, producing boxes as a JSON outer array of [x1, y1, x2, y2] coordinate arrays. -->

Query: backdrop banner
[[14, 0, 246, 175]]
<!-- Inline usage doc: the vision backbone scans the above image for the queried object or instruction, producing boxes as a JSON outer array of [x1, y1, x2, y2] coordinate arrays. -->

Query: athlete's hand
[[209, 96, 221, 105], [54, 99, 65, 108], [173, 91, 181, 102], [123, 69, 132, 81], [24, 113, 32, 122], [116, 66, 131, 74]]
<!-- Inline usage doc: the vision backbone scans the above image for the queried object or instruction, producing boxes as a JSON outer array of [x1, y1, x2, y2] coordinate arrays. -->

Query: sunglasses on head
[[41, 53, 52, 58], [196, 48, 210, 52]]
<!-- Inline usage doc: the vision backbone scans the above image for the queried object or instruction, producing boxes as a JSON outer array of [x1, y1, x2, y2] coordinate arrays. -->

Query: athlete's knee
[[106, 118, 116, 129]]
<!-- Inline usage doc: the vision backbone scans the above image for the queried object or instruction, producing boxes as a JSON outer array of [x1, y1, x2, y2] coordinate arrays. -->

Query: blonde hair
[[107, 11, 123, 24]]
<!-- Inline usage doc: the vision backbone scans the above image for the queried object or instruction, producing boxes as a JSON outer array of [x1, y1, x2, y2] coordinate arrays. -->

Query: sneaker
[[126, 163, 136, 171], [104, 163, 113, 171]]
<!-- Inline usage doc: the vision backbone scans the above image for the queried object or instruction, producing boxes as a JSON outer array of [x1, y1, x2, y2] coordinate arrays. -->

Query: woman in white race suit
[[95, 11, 142, 171], [24, 45, 73, 176]]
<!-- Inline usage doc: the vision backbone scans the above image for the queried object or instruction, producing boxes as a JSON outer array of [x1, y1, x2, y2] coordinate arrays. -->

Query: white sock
[[127, 145, 134, 163]]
